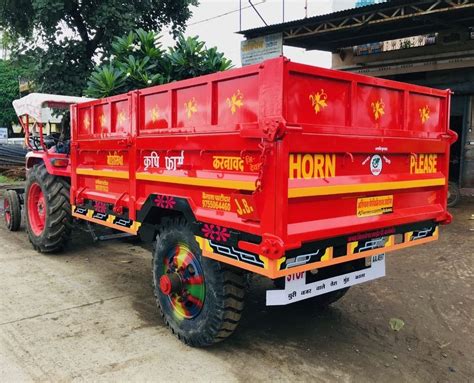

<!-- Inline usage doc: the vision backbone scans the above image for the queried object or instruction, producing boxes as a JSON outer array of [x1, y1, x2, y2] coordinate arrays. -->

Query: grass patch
[[0, 174, 15, 183]]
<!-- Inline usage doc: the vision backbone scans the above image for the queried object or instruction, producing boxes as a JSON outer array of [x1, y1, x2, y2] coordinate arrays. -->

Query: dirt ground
[[0, 189, 472, 383]]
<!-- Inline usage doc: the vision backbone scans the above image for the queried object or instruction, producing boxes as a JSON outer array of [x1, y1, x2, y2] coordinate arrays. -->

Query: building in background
[[355, 0, 385, 6], [240, 0, 474, 189]]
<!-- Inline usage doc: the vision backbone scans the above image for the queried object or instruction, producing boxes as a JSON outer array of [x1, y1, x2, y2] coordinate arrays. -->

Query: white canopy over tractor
[[12, 93, 95, 123]]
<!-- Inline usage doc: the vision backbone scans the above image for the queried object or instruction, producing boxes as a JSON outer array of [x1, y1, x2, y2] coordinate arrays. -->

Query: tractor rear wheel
[[25, 164, 72, 252], [447, 181, 461, 207], [4, 190, 21, 231], [152, 218, 245, 347]]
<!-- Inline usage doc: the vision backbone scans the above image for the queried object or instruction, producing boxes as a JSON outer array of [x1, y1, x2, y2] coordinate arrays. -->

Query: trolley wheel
[[4, 190, 21, 231], [308, 287, 350, 307], [447, 181, 461, 207], [152, 218, 245, 347], [25, 163, 72, 252]]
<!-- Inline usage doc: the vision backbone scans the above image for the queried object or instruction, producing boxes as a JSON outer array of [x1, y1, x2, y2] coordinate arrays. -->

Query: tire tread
[[152, 217, 245, 347], [25, 164, 72, 253]]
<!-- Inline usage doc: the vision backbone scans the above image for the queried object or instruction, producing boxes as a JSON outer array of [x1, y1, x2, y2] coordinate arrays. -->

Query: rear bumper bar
[[198, 220, 439, 279]]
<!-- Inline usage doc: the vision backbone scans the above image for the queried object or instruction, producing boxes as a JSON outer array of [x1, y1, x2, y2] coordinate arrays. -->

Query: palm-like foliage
[[87, 65, 126, 97], [86, 30, 233, 98]]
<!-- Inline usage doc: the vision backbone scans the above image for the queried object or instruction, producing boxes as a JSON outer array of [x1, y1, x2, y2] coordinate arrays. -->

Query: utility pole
[[239, 0, 242, 31]]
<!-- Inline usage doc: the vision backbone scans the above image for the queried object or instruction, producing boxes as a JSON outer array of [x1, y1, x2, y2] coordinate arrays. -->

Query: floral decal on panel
[[117, 111, 127, 126], [154, 195, 176, 209], [371, 99, 385, 121], [309, 89, 328, 114], [83, 114, 91, 130], [184, 97, 197, 119], [99, 113, 107, 128], [150, 105, 160, 123], [94, 201, 107, 214], [226, 89, 244, 114], [201, 224, 230, 243], [419, 105, 430, 124]]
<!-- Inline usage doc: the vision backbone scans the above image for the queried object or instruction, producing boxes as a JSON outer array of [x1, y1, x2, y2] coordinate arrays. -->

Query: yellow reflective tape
[[76, 168, 129, 179], [320, 247, 332, 262], [288, 178, 445, 198], [136, 172, 256, 191]]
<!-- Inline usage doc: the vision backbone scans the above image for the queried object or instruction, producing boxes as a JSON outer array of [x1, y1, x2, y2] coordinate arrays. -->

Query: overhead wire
[[188, 0, 266, 26]]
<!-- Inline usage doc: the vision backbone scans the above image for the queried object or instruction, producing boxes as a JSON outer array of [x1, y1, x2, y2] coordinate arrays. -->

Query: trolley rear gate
[[70, 57, 455, 279]]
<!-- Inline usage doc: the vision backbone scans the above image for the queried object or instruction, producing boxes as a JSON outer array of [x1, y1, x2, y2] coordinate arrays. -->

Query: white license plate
[[266, 254, 386, 306]]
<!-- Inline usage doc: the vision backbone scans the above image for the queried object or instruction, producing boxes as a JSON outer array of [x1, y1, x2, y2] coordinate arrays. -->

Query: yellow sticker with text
[[357, 195, 393, 218]]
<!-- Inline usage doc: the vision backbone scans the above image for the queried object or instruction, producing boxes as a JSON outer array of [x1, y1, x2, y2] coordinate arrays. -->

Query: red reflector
[[51, 158, 69, 167]]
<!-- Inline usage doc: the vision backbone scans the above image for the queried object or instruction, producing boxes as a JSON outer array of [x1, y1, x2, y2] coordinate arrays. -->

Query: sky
[[161, 0, 358, 69]]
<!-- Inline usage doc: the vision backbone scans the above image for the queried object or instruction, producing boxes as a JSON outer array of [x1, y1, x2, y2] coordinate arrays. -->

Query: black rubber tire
[[447, 181, 461, 207], [309, 287, 350, 307], [25, 163, 72, 253], [4, 190, 21, 231], [152, 218, 245, 347]]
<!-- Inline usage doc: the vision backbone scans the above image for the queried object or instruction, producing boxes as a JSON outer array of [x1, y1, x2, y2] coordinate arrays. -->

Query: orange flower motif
[[99, 114, 107, 128], [419, 105, 430, 124], [309, 89, 328, 114], [371, 99, 385, 120], [184, 98, 197, 119], [226, 90, 244, 114], [150, 105, 160, 123], [117, 111, 126, 125], [83, 115, 91, 130]]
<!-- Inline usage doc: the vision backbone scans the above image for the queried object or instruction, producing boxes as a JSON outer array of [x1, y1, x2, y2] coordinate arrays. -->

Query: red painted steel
[[62, 57, 454, 278], [27, 182, 46, 236]]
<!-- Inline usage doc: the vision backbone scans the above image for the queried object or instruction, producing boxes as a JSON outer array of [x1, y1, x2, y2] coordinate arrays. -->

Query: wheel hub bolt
[[159, 273, 183, 296]]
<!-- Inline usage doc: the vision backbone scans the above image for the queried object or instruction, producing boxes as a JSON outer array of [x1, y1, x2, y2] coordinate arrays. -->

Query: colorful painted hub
[[28, 183, 46, 236], [3, 198, 11, 226], [160, 243, 205, 320]]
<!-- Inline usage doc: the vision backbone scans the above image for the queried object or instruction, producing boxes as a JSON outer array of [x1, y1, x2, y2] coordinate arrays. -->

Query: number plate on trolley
[[266, 254, 386, 306]]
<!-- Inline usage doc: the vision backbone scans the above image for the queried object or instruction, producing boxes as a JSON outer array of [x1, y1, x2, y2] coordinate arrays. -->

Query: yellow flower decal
[[309, 89, 328, 114], [419, 105, 430, 124], [184, 97, 197, 119], [117, 111, 126, 125], [226, 89, 244, 114], [83, 114, 90, 130], [150, 105, 160, 123], [371, 99, 385, 121], [99, 113, 107, 128]]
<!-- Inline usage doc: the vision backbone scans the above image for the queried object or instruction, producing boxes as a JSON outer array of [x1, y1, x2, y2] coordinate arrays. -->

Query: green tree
[[0, 0, 198, 96], [86, 30, 233, 98], [0, 59, 32, 129]]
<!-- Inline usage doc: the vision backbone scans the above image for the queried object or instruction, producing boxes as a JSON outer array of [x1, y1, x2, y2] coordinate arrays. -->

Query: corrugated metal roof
[[238, 0, 474, 52], [239, 0, 402, 37]]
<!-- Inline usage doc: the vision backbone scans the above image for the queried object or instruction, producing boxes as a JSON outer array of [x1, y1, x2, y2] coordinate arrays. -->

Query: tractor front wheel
[[152, 218, 245, 347], [4, 190, 21, 231], [25, 164, 72, 252]]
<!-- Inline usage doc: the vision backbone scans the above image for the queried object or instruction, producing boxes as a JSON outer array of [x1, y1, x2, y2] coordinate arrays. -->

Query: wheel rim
[[159, 243, 205, 320], [3, 197, 11, 226], [3, 197, 12, 227], [28, 183, 46, 236], [447, 184, 455, 205]]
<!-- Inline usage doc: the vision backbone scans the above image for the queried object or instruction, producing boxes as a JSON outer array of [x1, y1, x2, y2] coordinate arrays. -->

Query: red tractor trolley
[[5, 57, 457, 346]]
